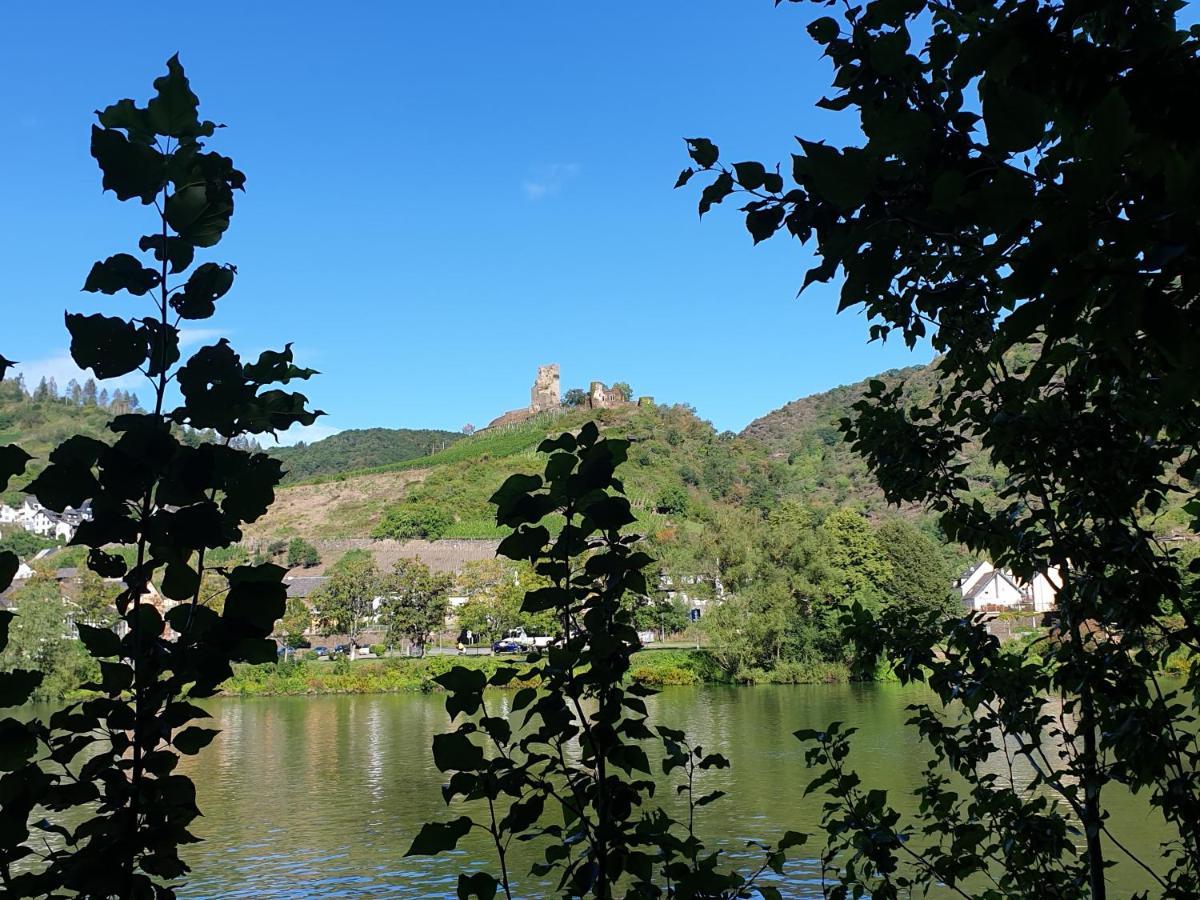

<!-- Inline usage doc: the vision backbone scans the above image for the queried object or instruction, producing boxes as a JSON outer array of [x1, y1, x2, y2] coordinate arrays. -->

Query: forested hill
[[268, 428, 465, 482], [738, 363, 945, 514], [0, 376, 130, 505]]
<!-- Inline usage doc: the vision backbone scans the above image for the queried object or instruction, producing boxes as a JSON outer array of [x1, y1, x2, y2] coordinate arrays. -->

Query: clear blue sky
[[1, 1, 931, 444]]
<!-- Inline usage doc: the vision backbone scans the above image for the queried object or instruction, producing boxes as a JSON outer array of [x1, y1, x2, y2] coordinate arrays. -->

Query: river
[[169, 684, 1165, 898]]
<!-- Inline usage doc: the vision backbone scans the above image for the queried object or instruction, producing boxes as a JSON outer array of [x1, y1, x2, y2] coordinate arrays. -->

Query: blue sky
[[1, 2, 931, 443]]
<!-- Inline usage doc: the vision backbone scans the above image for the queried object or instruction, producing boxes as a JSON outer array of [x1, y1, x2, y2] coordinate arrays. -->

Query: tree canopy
[[685, 0, 1200, 895]]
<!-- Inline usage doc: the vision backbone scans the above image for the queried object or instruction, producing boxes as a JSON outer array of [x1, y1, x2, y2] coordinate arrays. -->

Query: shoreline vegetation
[[218, 648, 853, 697]]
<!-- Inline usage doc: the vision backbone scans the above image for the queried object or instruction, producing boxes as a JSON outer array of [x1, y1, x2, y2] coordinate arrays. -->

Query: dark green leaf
[[139, 234, 194, 274], [457, 872, 498, 900], [698, 171, 734, 216], [685, 138, 719, 168], [66, 312, 148, 379], [171, 262, 235, 320], [77, 624, 121, 659], [432, 732, 485, 772], [0, 445, 31, 493], [147, 55, 215, 139], [172, 726, 218, 755], [796, 141, 872, 211], [0, 670, 43, 708], [83, 253, 161, 296], [96, 98, 152, 142], [981, 79, 1047, 153], [90, 125, 165, 204], [405, 817, 473, 856], [733, 161, 767, 191], [746, 205, 785, 244], [0, 718, 36, 770], [165, 182, 233, 248], [808, 16, 839, 43]]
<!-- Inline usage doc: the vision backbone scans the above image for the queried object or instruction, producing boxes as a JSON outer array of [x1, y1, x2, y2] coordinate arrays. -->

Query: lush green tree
[[372, 502, 452, 540], [875, 519, 957, 618], [628, 594, 688, 637], [654, 483, 689, 516], [379, 558, 450, 655], [454, 559, 554, 642], [0, 529, 58, 560], [286, 536, 320, 568], [73, 571, 118, 628], [820, 508, 891, 612], [611, 381, 633, 401], [685, 0, 1200, 895], [0, 574, 97, 702], [562, 387, 588, 407], [278, 596, 311, 652], [313, 551, 379, 650]]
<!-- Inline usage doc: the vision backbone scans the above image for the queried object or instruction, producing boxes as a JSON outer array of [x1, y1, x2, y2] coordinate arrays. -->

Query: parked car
[[312, 645, 330, 658], [503, 627, 555, 650], [492, 639, 523, 654], [332, 643, 351, 656]]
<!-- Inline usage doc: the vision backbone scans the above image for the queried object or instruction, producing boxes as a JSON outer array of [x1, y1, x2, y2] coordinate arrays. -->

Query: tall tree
[[875, 519, 956, 618], [4, 57, 320, 898], [81, 378, 97, 406], [379, 558, 450, 655], [684, 0, 1200, 895], [313, 551, 379, 652]]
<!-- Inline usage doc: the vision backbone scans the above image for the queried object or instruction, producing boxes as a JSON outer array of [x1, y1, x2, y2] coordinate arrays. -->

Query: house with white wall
[[957, 561, 1061, 613]]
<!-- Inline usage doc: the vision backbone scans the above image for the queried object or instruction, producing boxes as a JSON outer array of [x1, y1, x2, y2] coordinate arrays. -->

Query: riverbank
[[218, 649, 852, 696]]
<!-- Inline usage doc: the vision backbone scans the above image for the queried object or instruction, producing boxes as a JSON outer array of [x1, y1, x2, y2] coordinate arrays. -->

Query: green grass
[[219, 648, 855, 696]]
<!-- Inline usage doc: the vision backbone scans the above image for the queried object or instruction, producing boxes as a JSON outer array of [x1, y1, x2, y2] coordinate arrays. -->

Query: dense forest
[[267, 426, 465, 482]]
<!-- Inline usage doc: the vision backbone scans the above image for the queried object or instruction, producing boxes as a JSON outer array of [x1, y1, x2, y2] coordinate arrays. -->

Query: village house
[[0, 497, 92, 543], [956, 560, 1062, 613]]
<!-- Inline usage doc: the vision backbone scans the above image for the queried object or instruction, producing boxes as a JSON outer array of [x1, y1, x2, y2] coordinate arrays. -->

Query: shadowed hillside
[[268, 427, 465, 482]]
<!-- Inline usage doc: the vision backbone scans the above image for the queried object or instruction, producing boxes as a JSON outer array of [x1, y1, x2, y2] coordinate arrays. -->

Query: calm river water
[[169, 684, 1166, 898]]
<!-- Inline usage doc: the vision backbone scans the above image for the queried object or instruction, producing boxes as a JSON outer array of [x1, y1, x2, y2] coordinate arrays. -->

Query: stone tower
[[530, 364, 560, 411]]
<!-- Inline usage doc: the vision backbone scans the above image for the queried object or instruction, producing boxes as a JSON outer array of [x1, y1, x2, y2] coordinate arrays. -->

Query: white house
[[962, 569, 1025, 611], [957, 561, 1062, 613], [0, 497, 91, 543], [1025, 567, 1062, 613]]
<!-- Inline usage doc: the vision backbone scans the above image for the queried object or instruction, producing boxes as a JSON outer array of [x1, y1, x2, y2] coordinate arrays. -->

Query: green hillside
[[269, 427, 466, 482], [0, 377, 120, 505], [741, 361, 1006, 517]]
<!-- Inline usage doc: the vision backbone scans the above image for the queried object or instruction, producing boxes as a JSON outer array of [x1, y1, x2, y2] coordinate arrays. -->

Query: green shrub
[[372, 502, 452, 540]]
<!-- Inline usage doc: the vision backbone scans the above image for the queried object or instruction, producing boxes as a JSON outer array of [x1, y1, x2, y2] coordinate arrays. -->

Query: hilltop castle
[[486, 364, 632, 429]]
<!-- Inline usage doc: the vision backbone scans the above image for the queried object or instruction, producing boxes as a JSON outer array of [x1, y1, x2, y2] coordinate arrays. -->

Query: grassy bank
[[219, 649, 855, 696]]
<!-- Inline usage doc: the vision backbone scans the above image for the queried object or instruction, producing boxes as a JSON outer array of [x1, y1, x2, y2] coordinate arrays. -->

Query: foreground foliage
[[0, 59, 317, 897], [408, 425, 804, 898], [686, 0, 1200, 896]]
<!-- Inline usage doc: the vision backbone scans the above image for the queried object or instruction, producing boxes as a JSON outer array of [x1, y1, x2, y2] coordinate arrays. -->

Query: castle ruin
[[530, 364, 560, 411], [485, 364, 630, 429], [588, 381, 626, 409]]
